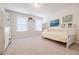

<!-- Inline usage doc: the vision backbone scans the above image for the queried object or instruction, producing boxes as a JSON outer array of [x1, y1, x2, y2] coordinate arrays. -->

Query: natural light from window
[[35, 19, 42, 31], [17, 16, 28, 32]]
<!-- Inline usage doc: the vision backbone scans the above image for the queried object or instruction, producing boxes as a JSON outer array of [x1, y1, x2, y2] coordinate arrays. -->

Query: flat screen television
[[50, 19, 59, 27]]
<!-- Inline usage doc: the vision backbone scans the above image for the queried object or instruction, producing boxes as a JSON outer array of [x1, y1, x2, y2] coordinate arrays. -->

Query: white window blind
[[17, 16, 28, 31], [35, 19, 42, 31]]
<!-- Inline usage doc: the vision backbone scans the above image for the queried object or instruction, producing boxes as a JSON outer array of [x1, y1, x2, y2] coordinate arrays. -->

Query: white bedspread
[[42, 31, 68, 43]]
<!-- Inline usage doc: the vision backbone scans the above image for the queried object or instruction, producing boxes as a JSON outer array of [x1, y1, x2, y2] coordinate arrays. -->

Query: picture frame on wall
[[50, 19, 59, 27], [62, 14, 73, 28], [62, 24, 65, 28], [68, 23, 72, 28], [63, 15, 73, 23]]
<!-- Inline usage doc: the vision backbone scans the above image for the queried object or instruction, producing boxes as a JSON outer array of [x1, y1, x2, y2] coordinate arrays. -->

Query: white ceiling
[[0, 3, 79, 18]]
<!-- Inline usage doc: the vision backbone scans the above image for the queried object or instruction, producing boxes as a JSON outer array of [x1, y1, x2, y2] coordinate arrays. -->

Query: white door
[[4, 27, 10, 49]]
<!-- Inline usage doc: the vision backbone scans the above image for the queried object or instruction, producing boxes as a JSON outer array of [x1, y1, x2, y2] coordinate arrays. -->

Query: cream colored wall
[[49, 5, 79, 42], [0, 9, 5, 54], [0, 29, 4, 54]]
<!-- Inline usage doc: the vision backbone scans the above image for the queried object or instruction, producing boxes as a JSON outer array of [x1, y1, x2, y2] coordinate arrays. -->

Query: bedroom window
[[17, 16, 28, 32], [35, 19, 42, 31]]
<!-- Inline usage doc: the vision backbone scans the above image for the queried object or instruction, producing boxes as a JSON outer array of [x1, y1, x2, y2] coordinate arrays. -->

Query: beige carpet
[[4, 35, 79, 55]]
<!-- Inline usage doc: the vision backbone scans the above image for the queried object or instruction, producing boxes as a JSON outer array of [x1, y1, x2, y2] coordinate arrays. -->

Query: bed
[[41, 28, 75, 48]]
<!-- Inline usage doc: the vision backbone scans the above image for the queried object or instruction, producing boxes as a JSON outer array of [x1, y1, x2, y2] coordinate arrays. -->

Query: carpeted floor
[[4, 35, 79, 55]]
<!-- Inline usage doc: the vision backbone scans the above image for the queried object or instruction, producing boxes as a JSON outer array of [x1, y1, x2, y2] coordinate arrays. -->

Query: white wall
[[49, 5, 79, 42], [5, 4, 79, 41], [6, 10, 42, 39]]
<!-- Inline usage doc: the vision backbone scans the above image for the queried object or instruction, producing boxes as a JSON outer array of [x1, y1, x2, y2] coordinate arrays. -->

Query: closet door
[[4, 12, 11, 49], [4, 27, 10, 49]]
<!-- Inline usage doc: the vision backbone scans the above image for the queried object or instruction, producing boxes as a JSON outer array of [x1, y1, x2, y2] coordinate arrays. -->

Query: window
[[35, 19, 42, 31], [17, 16, 28, 31]]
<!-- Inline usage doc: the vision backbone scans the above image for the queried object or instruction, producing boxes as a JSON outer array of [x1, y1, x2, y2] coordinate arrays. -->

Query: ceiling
[[0, 3, 79, 18]]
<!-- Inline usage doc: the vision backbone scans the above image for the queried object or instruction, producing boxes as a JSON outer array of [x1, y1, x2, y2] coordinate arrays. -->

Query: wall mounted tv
[[50, 19, 59, 27]]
